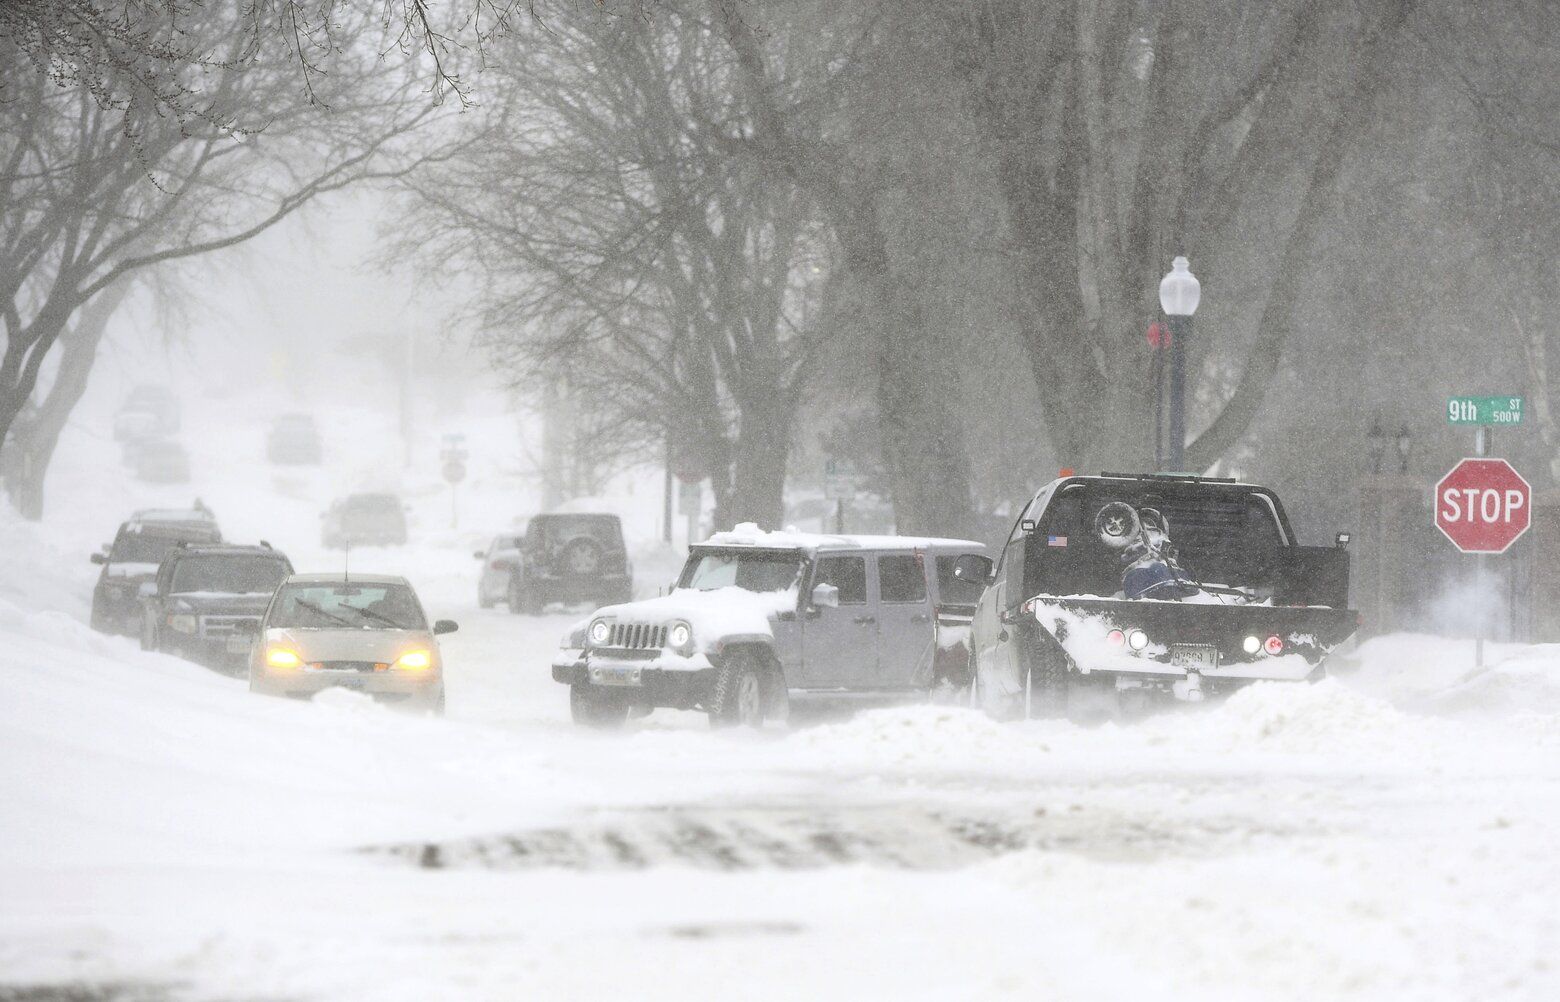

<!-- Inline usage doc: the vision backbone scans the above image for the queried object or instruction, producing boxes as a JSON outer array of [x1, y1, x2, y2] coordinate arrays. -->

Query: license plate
[[1170, 644, 1217, 671], [226, 636, 253, 654], [592, 666, 642, 687]]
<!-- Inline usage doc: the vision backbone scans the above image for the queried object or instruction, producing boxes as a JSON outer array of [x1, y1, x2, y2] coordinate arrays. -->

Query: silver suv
[[552, 524, 989, 728]]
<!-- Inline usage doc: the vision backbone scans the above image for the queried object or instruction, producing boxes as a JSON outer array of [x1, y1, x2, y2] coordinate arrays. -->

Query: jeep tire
[[707, 652, 766, 729], [570, 683, 629, 729]]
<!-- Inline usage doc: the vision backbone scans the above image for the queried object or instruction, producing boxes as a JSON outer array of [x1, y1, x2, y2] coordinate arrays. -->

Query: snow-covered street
[[3, 474, 1558, 1001]]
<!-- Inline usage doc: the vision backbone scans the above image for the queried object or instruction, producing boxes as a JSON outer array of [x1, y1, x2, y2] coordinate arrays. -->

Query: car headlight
[[265, 647, 302, 668], [667, 621, 693, 653], [587, 619, 611, 646], [167, 614, 197, 635], [394, 650, 432, 670]]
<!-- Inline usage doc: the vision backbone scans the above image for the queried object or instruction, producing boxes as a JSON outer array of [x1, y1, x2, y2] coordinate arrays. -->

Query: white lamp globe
[[1159, 256, 1201, 316]]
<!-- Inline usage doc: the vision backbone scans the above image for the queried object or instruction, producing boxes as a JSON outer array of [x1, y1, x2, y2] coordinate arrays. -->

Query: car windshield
[[345, 495, 400, 512], [171, 556, 289, 595], [269, 583, 427, 630], [679, 551, 806, 593], [110, 531, 211, 564]]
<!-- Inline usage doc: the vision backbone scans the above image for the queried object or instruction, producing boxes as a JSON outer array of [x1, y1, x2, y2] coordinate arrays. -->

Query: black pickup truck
[[139, 543, 293, 674], [957, 473, 1357, 719]]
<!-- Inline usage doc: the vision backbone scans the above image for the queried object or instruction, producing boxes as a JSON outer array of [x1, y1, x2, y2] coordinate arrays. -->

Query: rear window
[[171, 556, 289, 595], [531, 515, 623, 548], [936, 555, 985, 605]]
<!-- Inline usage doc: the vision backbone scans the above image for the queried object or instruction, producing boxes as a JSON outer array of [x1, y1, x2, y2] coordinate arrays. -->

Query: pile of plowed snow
[[1155, 677, 1434, 756]]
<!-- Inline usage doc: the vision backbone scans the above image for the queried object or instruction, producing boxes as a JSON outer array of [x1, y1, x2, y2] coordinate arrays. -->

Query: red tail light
[[1264, 635, 1284, 655], [1106, 629, 1125, 647]]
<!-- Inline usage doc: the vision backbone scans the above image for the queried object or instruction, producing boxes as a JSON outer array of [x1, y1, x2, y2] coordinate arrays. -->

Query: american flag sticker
[[1048, 535, 1068, 547]]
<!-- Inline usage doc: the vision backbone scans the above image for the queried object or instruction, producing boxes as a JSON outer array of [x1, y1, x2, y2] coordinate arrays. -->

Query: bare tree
[[937, 0, 1419, 472], [0, 4, 442, 515], [394, 7, 828, 528]]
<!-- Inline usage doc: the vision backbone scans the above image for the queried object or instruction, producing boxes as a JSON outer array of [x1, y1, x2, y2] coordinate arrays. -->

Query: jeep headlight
[[167, 614, 197, 635], [587, 619, 611, 646], [667, 621, 693, 654]]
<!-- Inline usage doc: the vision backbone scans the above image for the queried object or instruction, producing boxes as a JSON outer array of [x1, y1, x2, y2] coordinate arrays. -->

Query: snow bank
[[1162, 678, 1426, 756], [789, 705, 1049, 772]]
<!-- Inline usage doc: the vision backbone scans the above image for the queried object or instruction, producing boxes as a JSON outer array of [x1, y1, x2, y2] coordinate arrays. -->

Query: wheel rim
[[736, 672, 762, 726]]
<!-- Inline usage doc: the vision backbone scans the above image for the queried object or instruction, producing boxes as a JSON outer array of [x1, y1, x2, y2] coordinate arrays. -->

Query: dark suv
[[322, 493, 408, 548], [91, 511, 223, 635], [140, 544, 294, 674], [509, 513, 632, 613]]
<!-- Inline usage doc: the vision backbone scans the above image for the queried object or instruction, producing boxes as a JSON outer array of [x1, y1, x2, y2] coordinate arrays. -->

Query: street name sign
[[1447, 396, 1523, 426], [1434, 458, 1531, 554]]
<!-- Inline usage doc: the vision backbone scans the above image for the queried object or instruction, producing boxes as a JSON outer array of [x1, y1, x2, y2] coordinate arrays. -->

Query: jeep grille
[[608, 622, 666, 650]]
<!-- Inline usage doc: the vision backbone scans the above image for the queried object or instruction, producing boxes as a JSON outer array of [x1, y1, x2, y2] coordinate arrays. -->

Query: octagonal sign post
[[1434, 458, 1531, 554]]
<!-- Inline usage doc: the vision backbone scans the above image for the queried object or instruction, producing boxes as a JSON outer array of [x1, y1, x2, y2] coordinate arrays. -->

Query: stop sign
[[1434, 458, 1531, 553]]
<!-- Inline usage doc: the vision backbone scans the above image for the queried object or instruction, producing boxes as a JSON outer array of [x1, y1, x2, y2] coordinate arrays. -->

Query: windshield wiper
[[293, 598, 352, 627]]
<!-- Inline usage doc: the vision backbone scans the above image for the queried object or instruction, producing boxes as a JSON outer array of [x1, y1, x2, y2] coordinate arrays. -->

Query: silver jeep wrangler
[[552, 524, 990, 728]]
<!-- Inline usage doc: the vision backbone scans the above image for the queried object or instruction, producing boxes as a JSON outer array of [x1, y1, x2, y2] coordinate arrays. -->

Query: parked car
[[509, 512, 631, 613], [245, 573, 456, 713], [91, 510, 223, 635], [322, 493, 408, 548], [131, 438, 190, 483], [140, 543, 294, 674], [474, 533, 524, 609], [552, 523, 990, 728], [114, 385, 180, 441], [961, 472, 1358, 721], [266, 413, 322, 465]]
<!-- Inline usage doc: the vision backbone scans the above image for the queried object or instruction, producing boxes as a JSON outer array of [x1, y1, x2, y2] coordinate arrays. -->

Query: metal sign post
[[824, 460, 856, 534], [440, 433, 469, 530]]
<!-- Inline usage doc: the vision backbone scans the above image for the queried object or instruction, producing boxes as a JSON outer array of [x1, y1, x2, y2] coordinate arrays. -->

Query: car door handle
[[910, 613, 929, 623], [852, 615, 876, 625]]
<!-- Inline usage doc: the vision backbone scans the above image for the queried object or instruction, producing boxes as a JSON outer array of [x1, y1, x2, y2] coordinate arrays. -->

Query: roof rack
[[1097, 471, 1238, 484]]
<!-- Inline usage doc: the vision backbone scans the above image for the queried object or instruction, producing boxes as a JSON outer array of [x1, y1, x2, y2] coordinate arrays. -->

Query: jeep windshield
[[171, 556, 290, 595], [269, 583, 426, 630], [678, 549, 806, 593]]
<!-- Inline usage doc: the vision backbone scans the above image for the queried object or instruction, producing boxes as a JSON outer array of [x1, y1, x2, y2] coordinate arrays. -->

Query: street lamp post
[[1158, 256, 1201, 471]]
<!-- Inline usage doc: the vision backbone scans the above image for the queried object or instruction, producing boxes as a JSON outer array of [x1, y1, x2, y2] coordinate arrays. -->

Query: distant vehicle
[[131, 438, 190, 483], [140, 543, 294, 675], [322, 493, 408, 548], [552, 524, 989, 728], [962, 472, 1358, 721], [114, 385, 180, 441], [244, 573, 456, 713], [91, 511, 223, 635], [508, 512, 631, 613], [266, 413, 322, 465], [474, 533, 524, 609]]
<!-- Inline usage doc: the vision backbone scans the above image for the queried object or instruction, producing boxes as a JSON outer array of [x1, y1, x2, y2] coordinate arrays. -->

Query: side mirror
[[137, 581, 158, 598], [90, 552, 106, 565], [472, 550, 485, 560], [810, 583, 840, 609], [952, 553, 995, 586], [433, 619, 459, 635]]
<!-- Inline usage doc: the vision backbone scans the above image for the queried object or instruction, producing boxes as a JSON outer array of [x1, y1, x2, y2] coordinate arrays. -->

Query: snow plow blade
[[1028, 596, 1357, 685]]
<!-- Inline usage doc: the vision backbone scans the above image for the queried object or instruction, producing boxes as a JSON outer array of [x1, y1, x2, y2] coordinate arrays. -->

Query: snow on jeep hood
[[591, 586, 798, 648]]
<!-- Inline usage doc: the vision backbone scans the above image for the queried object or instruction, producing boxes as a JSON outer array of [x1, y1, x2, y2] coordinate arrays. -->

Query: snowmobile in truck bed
[[954, 473, 1357, 719]]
